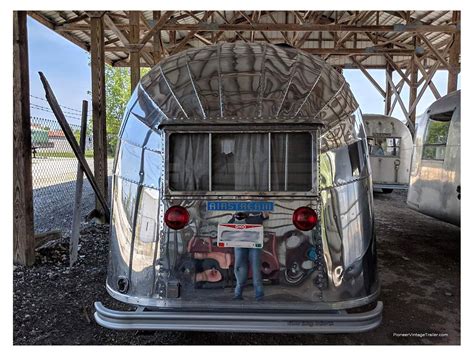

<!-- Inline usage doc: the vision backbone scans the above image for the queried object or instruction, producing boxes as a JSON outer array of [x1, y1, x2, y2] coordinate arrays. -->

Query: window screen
[[367, 137, 401, 157], [169, 132, 313, 192], [422, 113, 452, 161]]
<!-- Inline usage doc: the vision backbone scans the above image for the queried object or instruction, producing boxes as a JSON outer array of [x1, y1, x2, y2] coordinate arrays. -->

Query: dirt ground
[[13, 190, 460, 345]]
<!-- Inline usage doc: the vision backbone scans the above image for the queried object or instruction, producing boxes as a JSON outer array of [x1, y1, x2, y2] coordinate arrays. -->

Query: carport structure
[[13, 10, 460, 265]]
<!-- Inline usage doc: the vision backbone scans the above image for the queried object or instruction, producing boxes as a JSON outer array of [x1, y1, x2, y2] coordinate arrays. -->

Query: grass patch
[[35, 150, 95, 159]]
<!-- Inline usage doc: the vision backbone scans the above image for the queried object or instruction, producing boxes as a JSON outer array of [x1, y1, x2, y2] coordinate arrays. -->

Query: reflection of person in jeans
[[230, 212, 269, 301]]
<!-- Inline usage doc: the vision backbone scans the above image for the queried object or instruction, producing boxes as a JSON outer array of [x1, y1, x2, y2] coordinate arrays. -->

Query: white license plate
[[217, 224, 264, 248]]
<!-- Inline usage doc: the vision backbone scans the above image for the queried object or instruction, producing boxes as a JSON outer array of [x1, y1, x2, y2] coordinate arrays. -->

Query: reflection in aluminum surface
[[106, 42, 379, 311]]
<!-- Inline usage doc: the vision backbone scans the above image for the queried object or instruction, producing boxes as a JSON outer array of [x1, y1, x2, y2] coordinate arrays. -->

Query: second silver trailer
[[363, 114, 413, 193]]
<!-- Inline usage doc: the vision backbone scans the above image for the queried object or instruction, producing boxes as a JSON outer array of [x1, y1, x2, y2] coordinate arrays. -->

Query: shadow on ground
[[13, 190, 460, 345]]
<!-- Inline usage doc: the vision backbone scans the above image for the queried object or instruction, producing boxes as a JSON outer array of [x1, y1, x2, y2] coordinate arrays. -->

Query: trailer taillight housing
[[164, 206, 190, 230], [292, 207, 318, 231]]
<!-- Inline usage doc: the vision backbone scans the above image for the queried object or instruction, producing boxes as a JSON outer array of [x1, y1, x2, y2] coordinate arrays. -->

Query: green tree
[[88, 64, 150, 156], [105, 65, 131, 155]]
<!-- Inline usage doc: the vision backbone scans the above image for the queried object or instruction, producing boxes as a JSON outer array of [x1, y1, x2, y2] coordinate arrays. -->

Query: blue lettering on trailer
[[207, 201, 274, 211]]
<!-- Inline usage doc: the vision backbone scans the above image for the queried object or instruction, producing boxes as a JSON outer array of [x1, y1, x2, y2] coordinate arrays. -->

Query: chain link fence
[[30, 114, 113, 236]]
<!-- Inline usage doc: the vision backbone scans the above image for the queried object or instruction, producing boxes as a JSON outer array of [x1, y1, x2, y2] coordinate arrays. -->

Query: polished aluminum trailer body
[[363, 114, 413, 191], [95, 43, 381, 332], [407, 90, 460, 226]]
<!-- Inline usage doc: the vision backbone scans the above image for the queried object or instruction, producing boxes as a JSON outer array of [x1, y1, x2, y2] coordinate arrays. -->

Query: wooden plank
[[413, 55, 441, 99], [418, 33, 455, 74], [70, 100, 88, 267], [408, 60, 441, 118], [28, 11, 90, 51], [386, 71, 410, 122], [103, 13, 154, 66], [129, 11, 140, 92], [146, 23, 460, 33], [90, 15, 109, 219], [138, 11, 174, 47], [169, 11, 214, 55], [105, 45, 419, 56], [13, 11, 35, 266], [447, 11, 461, 93], [385, 62, 393, 116], [152, 11, 162, 64], [38, 72, 110, 220], [57, 22, 459, 33], [408, 52, 418, 127], [350, 57, 386, 97], [383, 53, 411, 85]]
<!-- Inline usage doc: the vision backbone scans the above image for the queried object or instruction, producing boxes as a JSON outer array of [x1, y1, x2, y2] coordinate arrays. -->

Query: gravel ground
[[13, 190, 460, 345], [33, 176, 113, 235]]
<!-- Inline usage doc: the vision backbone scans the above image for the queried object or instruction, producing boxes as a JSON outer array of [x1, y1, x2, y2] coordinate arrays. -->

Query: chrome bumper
[[94, 301, 383, 333]]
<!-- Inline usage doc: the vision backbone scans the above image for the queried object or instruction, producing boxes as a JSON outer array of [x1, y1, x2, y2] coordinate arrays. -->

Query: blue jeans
[[234, 247, 264, 300]]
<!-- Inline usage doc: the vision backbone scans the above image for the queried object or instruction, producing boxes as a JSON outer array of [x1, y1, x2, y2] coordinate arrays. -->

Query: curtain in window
[[169, 133, 209, 190], [213, 134, 269, 191], [234, 134, 269, 191], [271, 133, 312, 191]]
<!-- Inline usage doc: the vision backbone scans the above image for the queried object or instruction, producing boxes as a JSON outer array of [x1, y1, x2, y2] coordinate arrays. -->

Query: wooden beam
[[385, 61, 393, 115], [413, 54, 441, 99], [103, 13, 154, 66], [39, 72, 110, 220], [138, 11, 174, 47], [383, 53, 411, 85], [152, 11, 162, 64], [408, 40, 419, 128], [28, 11, 90, 52], [447, 11, 461, 93], [386, 70, 411, 124], [129, 11, 140, 92], [160, 23, 459, 33], [70, 100, 88, 266], [105, 45, 420, 56], [408, 60, 441, 118], [418, 33, 455, 74], [350, 57, 386, 97], [90, 14, 108, 218], [169, 11, 214, 55], [13, 11, 35, 266], [58, 22, 459, 33], [388, 69, 410, 117]]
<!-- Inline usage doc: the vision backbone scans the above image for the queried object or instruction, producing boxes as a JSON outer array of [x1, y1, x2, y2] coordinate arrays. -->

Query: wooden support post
[[13, 11, 35, 266], [39, 73, 110, 220], [409, 38, 419, 130], [386, 71, 410, 125], [90, 13, 108, 219], [152, 11, 162, 64], [384, 60, 393, 116], [448, 11, 460, 93], [130, 11, 140, 92], [70, 101, 88, 266], [350, 57, 386, 98]]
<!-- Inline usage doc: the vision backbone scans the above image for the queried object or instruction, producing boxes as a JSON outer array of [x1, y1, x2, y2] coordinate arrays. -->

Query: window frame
[[164, 125, 319, 197], [421, 114, 452, 162], [367, 135, 402, 158]]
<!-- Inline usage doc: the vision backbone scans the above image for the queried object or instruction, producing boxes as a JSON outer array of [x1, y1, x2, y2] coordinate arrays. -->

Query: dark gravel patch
[[13, 190, 460, 345], [33, 179, 98, 235]]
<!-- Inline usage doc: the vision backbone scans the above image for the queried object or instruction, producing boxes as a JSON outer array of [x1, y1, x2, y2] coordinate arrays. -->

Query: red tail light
[[292, 207, 318, 231], [164, 206, 190, 230]]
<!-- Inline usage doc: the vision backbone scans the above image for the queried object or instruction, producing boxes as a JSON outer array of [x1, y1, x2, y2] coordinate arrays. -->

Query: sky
[[27, 15, 459, 126]]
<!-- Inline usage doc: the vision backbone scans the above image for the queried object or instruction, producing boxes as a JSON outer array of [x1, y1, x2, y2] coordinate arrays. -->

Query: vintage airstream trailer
[[362, 114, 413, 193], [407, 90, 460, 226], [94, 43, 382, 333]]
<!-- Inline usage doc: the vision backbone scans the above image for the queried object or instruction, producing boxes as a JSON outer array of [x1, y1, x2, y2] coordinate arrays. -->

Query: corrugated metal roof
[[27, 10, 458, 69]]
